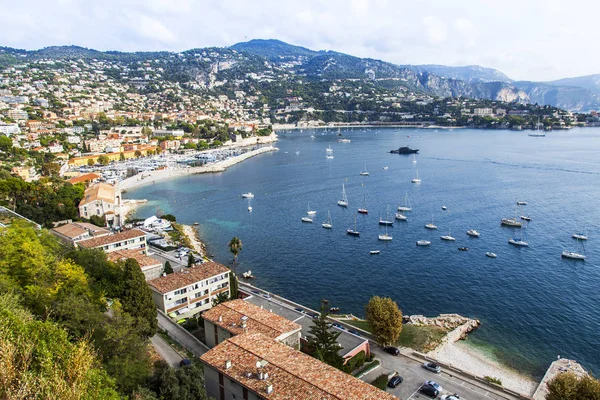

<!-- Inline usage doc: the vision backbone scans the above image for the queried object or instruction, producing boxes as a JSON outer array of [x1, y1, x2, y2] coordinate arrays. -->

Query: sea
[[125, 127, 600, 378]]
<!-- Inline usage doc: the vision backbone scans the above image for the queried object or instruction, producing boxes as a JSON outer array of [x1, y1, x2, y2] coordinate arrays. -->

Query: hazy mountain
[[546, 74, 600, 96], [230, 39, 323, 60], [407, 64, 513, 83]]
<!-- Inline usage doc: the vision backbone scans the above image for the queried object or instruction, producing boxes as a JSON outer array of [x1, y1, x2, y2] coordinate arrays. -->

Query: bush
[[371, 374, 389, 390], [344, 350, 366, 372], [484, 376, 502, 386], [161, 214, 176, 222]]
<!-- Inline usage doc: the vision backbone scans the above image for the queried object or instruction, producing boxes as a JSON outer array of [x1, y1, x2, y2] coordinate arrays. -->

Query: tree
[[212, 291, 230, 307], [89, 214, 106, 227], [187, 253, 195, 268], [134, 150, 142, 158], [229, 273, 239, 300], [365, 296, 403, 346], [87, 158, 95, 166], [547, 372, 600, 400], [119, 259, 158, 338], [0, 135, 13, 152], [119, 152, 126, 161], [306, 300, 344, 369], [147, 360, 209, 400], [161, 214, 176, 222], [97, 155, 110, 166], [42, 162, 61, 177], [228, 236, 242, 264], [164, 261, 174, 275]]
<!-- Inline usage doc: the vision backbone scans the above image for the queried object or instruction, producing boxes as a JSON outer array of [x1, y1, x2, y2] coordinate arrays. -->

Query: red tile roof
[[77, 229, 146, 249], [67, 173, 101, 185], [200, 333, 397, 400], [147, 261, 230, 294], [107, 249, 162, 269]]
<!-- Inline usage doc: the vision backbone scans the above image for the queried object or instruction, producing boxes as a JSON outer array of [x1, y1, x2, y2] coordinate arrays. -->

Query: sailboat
[[360, 162, 369, 176], [326, 145, 334, 153], [412, 154, 417, 164], [326, 145, 334, 158], [337, 184, 348, 207], [307, 203, 317, 216], [322, 210, 333, 229], [572, 226, 588, 240], [347, 215, 360, 236], [501, 204, 523, 227], [379, 205, 394, 226], [395, 210, 407, 221], [528, 120, 546, 137], [562, 238, 586, 260], [440, 227, 456, 241], [301, 216, 313, 223], [425, 215, 437, 229], [397, 193, 412, 212], [508, 224, 529, 246], [411, 170, 421, 183], [358, 195, 368, 214], [378, 223, 393, 241]]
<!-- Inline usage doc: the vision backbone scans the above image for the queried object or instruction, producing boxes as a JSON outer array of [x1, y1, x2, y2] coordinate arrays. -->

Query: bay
[[125, 127, 600, 377]]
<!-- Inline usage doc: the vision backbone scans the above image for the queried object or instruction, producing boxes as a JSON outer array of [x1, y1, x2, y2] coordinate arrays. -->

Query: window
[[174, 288, 187, 296]]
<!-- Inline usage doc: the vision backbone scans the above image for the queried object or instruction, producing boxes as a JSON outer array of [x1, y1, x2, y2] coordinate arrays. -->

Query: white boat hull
[[486, 252, 497, 258], [337, 201, 348, 207], [397, 207, 412, 212], [412, 179, 421, 183], [508, 239, 528, 247], [562, 251, 586, 260], [322, 223, 332, 229], [425, 224, 437, 230], [301, 217, 313, 223], [378, 235, 393, 241], [395, 213, 407, 221], [441, 236, 456, 241], [572, 234, 588, 240], [416, 240, 431, 246]]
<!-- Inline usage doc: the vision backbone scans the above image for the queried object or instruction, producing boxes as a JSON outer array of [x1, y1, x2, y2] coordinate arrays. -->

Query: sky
[[1, 0, 598, 81]]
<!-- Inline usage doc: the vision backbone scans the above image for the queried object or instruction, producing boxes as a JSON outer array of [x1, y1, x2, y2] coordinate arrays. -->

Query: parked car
[[348, 329, 361, 336], [424, 380, 442, 393], [387, 375, 403, 388], [294, 307, 304, 313], [383, 346, 400, 356], [419, 383, 439, 398], [179, 358, 192, 367], [422, 361, 442, 373], [440, 395, 460, 400], [332, 323, 345, 330]]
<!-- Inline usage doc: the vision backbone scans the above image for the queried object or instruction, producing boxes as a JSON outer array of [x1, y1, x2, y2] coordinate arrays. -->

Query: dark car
[[179, 358, 192, 367], [387, 375, 403, 388], [422, 361, 442, 373], [419, 384, 440, 398], [348, 329, 361, 336], [332, 323, 345, 330], [383, 346, 400, 356], [294, 307, 304, 313]]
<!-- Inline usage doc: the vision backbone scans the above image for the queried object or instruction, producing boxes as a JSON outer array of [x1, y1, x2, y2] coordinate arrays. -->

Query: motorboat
[[241, 192, 254, 198], [440, 234, 456, 241], [370, 250, 381, 255], [241, 270, 255, 279], [486, 252, 497, 258], [508, 238, 529, 247], [572, 233, 588, 241], [561, 250, 586, 260], [247, 206, 252, 212], [467, 229, 480, 237], [301, 216, 313, 223], [516, 201, 527, 206], [383, 166, 389, 170], [442, 206, 447, 210], [416, 240, 431, 246]]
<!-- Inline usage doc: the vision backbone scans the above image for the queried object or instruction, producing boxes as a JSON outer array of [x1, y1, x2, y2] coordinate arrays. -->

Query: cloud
[[422, 16, 447, 45]]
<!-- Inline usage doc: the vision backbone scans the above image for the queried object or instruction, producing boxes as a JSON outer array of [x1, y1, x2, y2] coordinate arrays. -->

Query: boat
[[411, 170, 421, 183], [561, 250, 586, 260], [516, 201, 527, 206], [322, 211, 333, 229], [508, 238, 529, 247], [425, 215, 437, 230], [326, 154, 334, 159], [416, 240, 431, 246], [442, 205, 447, 210], [307, 203, 317, 216], [359, 163, 369, 176], [521, 215, 532, 221], [326, 145, 333, 153], [397, 193, 412, 212], [339, 138, 351, 143], [467, 229, 480, 237], [193, 222, 199, 226], [572, 233, 588, 241], [301, 216, 313, 223], [378, 223, 393, 241], [501, 205, 523, 227], [378, 205, 394, 226], [486, 252, 497, 258], [370, 250, 381, 255], [310, 135, 315, 138], [529, 121, 546, 137], [390, 146, 419, 154], [329, 307, 340, 313], [383, 166, 389, 170], [295, 150, 300, 155], [242, 270, 255, 279], [412, 154, 417, 164], [241, 192, 254, 198], [347, 215, 360, 236], [395, 212, 407, 221], [458, 247, 469, 251], [337, 184, 348, 207], [440, 228, 456, 241], [358, 195, 368, 214], [247, 206, 252, 212]]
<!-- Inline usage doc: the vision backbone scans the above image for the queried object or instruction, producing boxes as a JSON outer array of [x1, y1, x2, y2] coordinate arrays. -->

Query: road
[[151, 334, 184, 367], [157, 311, 209, 357]]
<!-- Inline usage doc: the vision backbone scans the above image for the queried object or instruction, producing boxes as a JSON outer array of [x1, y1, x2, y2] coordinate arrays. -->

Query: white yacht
[[359, 162, 369, 176], [242, 192, 254, 198], [502, 218, 523, 227], [397, 193, 412, 212], [383, 166, 389, 170], [337, 184, 348, 207], [561, 250, 586, 260], [486, 252, 497, 258], [395, 212, 407, 221], [572, 232, 588, 241], [416, 240, 431, 246], [307, 203, 317, 216], [301, 216, 313, 223], [440, 231, 456, 241], [378, 205, 394, 226], [322, 211, 333, 229], [425, 215, 437, 230], [467, 229, 480, 237], [411, 170, 421, 183], [508, 238, 529, 247], [247, 206, 253, 212], [370, 250, 381, 255]]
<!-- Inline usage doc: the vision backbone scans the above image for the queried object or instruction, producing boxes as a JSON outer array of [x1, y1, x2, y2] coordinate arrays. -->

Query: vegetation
[[371, 374, 389, 390], [365, 296, 403, 346], [352, 360, 380, 378], [120, 258, 159, 339], [306, 300, 345, 369], [546, 372, 600, 400], [484, 376, 503, 386], [145, 360, 209, 400], [228, 236, 243, 264], [164, 261, 174, 274], [396, 324, 447, 353], [211, 291, 230, 307]]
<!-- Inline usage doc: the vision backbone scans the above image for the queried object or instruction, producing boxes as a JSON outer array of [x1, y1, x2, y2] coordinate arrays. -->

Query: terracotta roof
[[77, 229, 146, 249], [71, 222, 110, 236], [51, 223, 88, 239], [67, 173, 101, 185], [107, 249, 162, 269], [203, 300, 300, 340], [79, 183, 115, 207], [148, 262, 230, 294], [200, 333, 396, 400]]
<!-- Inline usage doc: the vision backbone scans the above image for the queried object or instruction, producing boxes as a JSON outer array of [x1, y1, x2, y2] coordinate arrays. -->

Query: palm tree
[[228, 236, 243, 265]]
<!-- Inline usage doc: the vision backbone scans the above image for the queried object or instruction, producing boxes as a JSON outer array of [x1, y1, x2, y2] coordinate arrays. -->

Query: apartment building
[[50, 221, 110, 244], [107, 248, 163, 281], [76, 229, 146, 253], [147, 262, 230, 320], [202, 299, 302, 349], [200, 333, 397, 400]]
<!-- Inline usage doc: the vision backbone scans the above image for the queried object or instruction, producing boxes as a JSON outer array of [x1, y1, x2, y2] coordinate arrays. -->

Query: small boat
[[326, 154, 334, 159], [337, 183, 348, 207], [310, 135, 315, 138], [442, 206, 447, 211], [383, 166, 389, 170], [242, 270, 255, 279], [326, 145, 333, 153], [301, 216, 313, 223], [411, 170, 421, 183], [572, 233, 588, 240], [307, 203, 317, 216], [370, 250, 381, 255], [398, 193, 412, 212], [329, 307, 340, 312], [508, 238, 529, 247], [242, 192, 254, 198], [425, 215, 437, 230], [295, 150, 300, 155], [501, 218, 522, 227], [339, 138, 351, 143], [395, 212, 407, 221], [416, 240, 431, 246], [521, 215, 531, 221], [467, 229, 480, 237], [248, 206, 253, 212], [440, 230, 456, 241], [516, 201, 527, 206], [347, 215, 360, 236], [359, 162, 369, 176], [322, 211, 333, 229], [458, 247, 469, 251], [561, 250, 586, 260], [486, 252, 497, 258], [193, 222, 199, 226], [412, 154, 417, 164]]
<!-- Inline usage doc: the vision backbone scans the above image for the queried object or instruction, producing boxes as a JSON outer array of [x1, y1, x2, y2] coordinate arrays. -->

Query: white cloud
[[422, 16, 447, 45]]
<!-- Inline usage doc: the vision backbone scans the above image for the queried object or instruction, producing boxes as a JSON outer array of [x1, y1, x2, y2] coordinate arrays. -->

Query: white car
[[440, 395, 460, 400], [425, 380, 443, 393]]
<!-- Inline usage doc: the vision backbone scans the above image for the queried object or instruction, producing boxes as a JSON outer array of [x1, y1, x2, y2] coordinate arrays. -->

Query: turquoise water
[[126, 128, 600, 377]]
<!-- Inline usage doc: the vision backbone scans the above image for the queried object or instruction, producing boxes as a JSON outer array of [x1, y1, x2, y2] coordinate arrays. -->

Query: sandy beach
[[428, 340, 538, 396]]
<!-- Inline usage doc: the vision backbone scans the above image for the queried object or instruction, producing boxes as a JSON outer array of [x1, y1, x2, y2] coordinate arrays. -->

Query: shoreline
[[181, 224, 207, 259]]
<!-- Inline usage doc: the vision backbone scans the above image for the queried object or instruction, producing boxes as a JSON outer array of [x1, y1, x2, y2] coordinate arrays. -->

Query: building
[[67, 172, 101, 186], [76, 229, 147, 253], [473, 108, 494, 117], [7, 108, 28, 121], [0, 123, 21, 136], [202, 299, 301, 349], [78, 183, 122, 225], [107, 249, 164, 281], [50, 222, 110, 244], [159, 140, 181, 151], [200, 333, 396, 400], [147, 262, 230, 320]]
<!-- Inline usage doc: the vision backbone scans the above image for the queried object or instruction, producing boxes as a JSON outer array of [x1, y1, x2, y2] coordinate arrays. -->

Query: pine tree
[[164, 261, 173, 275], [187, 253, 194, 268], [306, 300, 344, 369], [120, 259, 158, 338]]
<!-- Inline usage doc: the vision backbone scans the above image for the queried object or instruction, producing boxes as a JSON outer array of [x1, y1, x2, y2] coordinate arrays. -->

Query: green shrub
[[371, 374, 389, 390], [345, 350, 366, 372], [484, 376, 502, 385]]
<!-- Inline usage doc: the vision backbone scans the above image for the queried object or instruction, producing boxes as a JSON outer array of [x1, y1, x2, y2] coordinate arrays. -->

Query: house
[[200, 333, 396, 400], [11, 166, 38, 182], [76, 229, 147, 253], [78, 183, 122, 225], [50, 222, 110, 244], [67, 173, 101, 186], [202, 299, 302, 349], [147, 262, 230, 320], [107, 249, 163, 281]]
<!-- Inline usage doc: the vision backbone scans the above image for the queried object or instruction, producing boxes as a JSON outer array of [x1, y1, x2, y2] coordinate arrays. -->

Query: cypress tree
[[120, 259, 158, 338], [164, 261, 173, 275]]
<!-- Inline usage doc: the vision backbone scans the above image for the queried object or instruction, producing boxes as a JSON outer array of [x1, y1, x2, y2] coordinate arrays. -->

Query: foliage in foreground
[[306, 300, 345, 370], [546, 372, 600, 400], [365, 296, 403, 346]]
